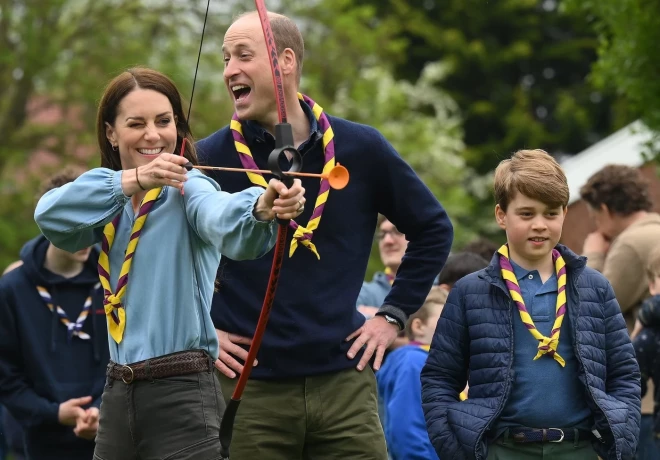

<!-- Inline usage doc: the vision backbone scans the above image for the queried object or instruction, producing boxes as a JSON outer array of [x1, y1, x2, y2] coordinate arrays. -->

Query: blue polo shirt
[[495, 259, 592, 430]]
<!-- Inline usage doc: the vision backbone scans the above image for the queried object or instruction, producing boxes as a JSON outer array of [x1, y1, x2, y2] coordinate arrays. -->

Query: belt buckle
[[548, 428, 564, 443], [121, 365, 134, 384]]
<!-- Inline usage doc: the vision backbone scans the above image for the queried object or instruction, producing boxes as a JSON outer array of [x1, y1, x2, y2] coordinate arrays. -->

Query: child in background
[[0, 169, 110, 460], [632, 245, 660, 451], [436, 251, 489, 292], [377, 286, 448, 460]]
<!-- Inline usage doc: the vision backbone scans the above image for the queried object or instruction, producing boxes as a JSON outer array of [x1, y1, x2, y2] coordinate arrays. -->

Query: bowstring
[[181, 0, 223, 442], [187, 0, 211, 123]]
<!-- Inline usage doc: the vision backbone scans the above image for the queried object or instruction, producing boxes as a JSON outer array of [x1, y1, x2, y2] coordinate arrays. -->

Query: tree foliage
[[353, 0, 632, 174], [0, 0, 228, 269], [562, 0, 660, 136], [330, 62, 488, 274], [1, 0, 475, 278], [1, 0, 631, 280]]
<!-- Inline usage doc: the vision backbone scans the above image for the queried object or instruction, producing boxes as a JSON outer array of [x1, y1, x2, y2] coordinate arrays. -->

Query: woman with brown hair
[[34, 66, 306, 459]]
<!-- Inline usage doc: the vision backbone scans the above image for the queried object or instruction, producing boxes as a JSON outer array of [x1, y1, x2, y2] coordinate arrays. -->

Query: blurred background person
[[632, 245, 660, 454], [377, 286, 448, 460], [0, 169, 109, 460], [436, 251, 490, 292], [580, 164, 660, 460], [357, 215, 409, 319]]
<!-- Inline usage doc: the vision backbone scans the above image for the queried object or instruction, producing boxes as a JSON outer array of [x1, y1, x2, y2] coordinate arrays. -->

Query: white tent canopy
[[561, 120, 659, 205]]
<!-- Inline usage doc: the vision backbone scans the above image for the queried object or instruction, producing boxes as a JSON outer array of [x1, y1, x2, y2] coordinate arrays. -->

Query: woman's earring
[[111, 143, 118, 151]]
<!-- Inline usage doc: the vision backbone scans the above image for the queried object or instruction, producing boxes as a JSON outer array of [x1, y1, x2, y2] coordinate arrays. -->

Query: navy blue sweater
[[0, 235, 109, 459], [196, 104, 453, 379]]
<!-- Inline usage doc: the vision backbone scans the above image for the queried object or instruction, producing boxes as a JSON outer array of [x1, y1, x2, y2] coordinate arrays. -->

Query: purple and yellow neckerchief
[[497, 244, 567, 367], [384, 267, 395, 285], [408, 340, 430, 351], [36, 283, 100, 341], [230, 93, 335, 259], [97, 187, 161, 343]]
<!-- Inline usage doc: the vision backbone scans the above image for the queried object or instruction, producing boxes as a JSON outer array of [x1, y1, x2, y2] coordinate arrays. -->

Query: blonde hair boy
[[421, 149, 640, 460]]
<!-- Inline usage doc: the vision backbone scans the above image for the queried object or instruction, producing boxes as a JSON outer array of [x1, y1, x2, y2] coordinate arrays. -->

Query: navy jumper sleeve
[[371, 131, 454, 325]]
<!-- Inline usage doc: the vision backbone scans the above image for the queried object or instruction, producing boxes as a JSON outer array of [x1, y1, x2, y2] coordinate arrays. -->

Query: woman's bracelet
[[135, 167, 146, 190]]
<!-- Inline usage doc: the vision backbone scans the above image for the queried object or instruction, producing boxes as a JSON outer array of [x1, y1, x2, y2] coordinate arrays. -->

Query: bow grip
[[268, 122, 301, 188], [268, 122, 302, 225]]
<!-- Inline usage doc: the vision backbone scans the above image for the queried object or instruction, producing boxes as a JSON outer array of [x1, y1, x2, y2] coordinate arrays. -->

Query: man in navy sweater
[[197, 10, 454, 459], [0, 170, 109, 459]]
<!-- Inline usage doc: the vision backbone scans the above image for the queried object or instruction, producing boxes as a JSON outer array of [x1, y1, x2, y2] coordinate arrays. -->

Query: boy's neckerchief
[[409, 340, 430, 351], [497, 244, 567, 367], [230, 92, 335, 259], [36, 283, 100, 341], [97, 187, 161, 343], [384, 267, 395, 285]]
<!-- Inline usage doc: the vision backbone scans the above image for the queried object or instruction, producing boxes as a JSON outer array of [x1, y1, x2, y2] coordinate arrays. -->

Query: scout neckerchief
[[384, 267, 395, 285], [498, 244, 567, 367], [97, 187, 161, 343], [230, 92, 335, 259], [409, 340, 430, 351], [36, 282, 100, 341]]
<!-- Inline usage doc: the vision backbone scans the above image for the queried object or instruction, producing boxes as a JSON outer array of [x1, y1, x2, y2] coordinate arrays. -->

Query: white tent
[[560, 120, 659, 205]]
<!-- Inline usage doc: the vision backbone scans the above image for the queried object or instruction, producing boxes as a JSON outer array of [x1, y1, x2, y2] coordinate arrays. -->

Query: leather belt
[[106, 349, 213, 384], [508, 427, 590, 443]]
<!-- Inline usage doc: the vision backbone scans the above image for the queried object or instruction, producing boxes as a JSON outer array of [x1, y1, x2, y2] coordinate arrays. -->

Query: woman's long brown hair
[[97, 66, 199, 170]]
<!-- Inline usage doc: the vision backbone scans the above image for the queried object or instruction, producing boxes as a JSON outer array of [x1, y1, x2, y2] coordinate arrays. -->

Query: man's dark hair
[[462, 237, 500, 263], [437, 252, 489, 288], [580, 165, 653, 216]]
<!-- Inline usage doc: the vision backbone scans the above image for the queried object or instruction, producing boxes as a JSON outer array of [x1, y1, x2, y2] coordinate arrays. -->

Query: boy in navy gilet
[[421, 149, 641, 460]]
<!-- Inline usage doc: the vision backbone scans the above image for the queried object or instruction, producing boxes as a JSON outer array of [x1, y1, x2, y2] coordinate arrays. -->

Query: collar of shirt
[[242, 98, 322, 152], [510, 258, 558, 295]]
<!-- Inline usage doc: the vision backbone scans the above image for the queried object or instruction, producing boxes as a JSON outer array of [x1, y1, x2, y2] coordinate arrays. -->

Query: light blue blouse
[[34, 167, 276, 364]]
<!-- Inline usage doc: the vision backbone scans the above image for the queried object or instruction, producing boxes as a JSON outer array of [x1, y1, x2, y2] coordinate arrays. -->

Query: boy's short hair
[[579, 164, 652, 216], [462, 237, 500, 263], [36, 166, 84, 201], [405, 286, 448, 340], [437, 252, 489, 288], [493, 149, 569, 211], [646, 245, 660, 282]]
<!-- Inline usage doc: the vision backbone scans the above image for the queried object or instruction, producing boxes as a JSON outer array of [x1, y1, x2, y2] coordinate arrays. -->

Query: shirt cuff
[[376, 304, 407, 330], [245, 187, 277, 228], [47, 401, 61, 425], [112, 170, 130, 206]]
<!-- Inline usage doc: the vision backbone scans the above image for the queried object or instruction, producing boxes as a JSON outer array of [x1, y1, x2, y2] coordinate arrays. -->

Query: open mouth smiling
[[232, 84, 252, 101]]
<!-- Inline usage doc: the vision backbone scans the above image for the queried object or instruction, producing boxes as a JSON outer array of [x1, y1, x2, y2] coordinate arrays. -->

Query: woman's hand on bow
[[254, 178, 306, 221], [121, 153, 190, 195]]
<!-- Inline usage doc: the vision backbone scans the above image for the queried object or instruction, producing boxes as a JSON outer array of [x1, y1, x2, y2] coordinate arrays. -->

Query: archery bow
[[181, 1, 306, 457], [217, 2, 302, 458]]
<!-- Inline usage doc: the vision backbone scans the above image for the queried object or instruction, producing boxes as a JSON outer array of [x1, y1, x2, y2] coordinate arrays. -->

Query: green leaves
[[564, 0, 660, 137], [0, 0, 229, 269], [1, 0, 632, 278], [352, 0, 627, 176], [329, 61, 488, 274]]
